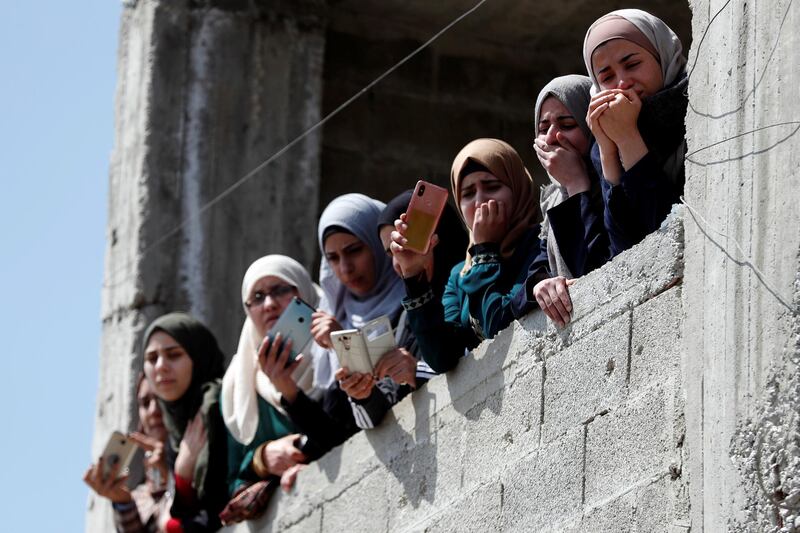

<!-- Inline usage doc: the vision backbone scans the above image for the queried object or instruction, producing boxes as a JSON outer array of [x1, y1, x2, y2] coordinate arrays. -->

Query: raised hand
[[310, 311, 341, 349], [83, 457, 132, 504], [472, 199, 507, 245], [174, 412, 207, 482], [389, 214, 437, 279], [258, 333, 301, 403], [533, 133, 590, 196], [128, 432, 167, 492], [588, 91, 624, 185]]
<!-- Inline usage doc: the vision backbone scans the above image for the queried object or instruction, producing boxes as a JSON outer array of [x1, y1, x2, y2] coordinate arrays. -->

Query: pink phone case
[[404, 180, 449, 254]]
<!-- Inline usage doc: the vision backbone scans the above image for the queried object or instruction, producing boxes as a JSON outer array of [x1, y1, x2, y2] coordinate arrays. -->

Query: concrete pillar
[[87, 1, 326, 530], [683, 0, 800, 529]]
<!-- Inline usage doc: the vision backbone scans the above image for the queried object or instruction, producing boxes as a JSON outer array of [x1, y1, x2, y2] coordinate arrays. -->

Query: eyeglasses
[[246, 284, 295, 308]]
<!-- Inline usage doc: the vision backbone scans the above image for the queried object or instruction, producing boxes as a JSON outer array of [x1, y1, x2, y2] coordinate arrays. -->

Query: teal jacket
[[402, 226, 544, 373], [225, 396, 298, 496]]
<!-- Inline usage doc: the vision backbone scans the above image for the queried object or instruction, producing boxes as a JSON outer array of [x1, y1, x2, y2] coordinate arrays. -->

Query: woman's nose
[[544, 125, 559, 146], [617, 79, 633, 90], [154, 355, 167, 372]]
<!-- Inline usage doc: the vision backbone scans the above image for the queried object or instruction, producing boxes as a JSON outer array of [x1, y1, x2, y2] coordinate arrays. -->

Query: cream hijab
[[221, 255, 336, 445], [582, 9, 687, 95]]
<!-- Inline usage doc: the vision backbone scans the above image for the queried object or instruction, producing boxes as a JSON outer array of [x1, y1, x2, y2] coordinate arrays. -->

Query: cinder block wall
[[223, 210, 687, 533]]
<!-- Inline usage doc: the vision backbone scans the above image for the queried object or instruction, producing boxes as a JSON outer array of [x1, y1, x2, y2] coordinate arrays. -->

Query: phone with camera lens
[[100, 431, 138, 480], [404, 180, 449, 254], [266, 297, 316, 362]]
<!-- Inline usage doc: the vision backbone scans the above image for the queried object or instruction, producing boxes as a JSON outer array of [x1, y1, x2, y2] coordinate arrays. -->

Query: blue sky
[[0, 0, 120, 530]]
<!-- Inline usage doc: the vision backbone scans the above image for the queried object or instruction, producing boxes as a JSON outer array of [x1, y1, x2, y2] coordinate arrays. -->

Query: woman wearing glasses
[[219, 255, 342, 524]]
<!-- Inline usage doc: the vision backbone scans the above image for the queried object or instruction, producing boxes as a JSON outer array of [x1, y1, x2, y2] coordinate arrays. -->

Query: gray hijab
[[535, 75, 594, 278], [317, 193, 405, 329]]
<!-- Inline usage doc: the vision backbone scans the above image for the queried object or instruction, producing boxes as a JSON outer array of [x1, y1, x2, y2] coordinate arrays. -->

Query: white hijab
[[583, 9, 687, 95], [221, 255, 338, 445]]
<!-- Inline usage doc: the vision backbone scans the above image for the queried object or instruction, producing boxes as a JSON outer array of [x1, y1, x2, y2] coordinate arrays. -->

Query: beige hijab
[[583, 9, 687, 95], [450, 138, 540, 272], [221, 255, 328, 445]]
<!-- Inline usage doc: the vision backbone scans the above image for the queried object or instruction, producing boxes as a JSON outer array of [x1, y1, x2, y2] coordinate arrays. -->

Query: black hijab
[[377, 190, 468, 297], [143, 313, 227, 511]]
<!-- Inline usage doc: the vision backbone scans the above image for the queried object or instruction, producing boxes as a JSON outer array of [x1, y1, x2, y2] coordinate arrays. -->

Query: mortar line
[[539, 356, 546, 449], [626, 308, 633, 386], [580, 422, 588, 506]]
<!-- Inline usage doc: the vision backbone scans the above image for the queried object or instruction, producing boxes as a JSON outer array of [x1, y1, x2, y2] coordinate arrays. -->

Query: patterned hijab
[[583, 9, 687, 95], [142, 313, 225, 502], [450, 138, 540, 271], [317, 193, 405, 329]]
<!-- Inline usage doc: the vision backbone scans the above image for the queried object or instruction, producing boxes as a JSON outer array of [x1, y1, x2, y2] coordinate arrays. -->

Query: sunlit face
[[324, 232, 377, 297], [592, 39, 663, 97], [458, 171, 513, 231], [143, 331, 193, 402], [537, 96, 591, 156], [245, 275, 300, 338], [137, 378, 167, 443]]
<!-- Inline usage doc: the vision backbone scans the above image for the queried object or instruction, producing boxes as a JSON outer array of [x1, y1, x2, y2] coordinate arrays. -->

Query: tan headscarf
[[450, 138, 540, 272], [221, 255, 332, 445], [583, 9, 687, 95]]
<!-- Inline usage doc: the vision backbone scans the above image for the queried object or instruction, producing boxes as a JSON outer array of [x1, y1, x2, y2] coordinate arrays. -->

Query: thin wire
[[103, 0, 491, 289], [679, 195, 795, 313]]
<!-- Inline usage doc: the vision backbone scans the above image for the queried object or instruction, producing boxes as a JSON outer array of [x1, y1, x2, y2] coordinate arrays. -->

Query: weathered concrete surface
[[683, 0, 800, 530], [88, 1, 326, 531], [222, 212, 688, 532]]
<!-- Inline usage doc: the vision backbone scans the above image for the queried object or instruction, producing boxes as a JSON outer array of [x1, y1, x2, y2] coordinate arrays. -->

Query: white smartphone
[[331, 316, 397, 375], [331, 329, 373, 375], [362, 316, 396, 363], [100, 431, 138, 480]]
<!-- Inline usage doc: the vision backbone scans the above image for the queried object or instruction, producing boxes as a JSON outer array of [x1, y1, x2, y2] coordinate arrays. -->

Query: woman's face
[[137, 378, 167, 442], [591, 39, 663, 97], [143, 331, 193, 402], [458, 171, 513, 231], [245, 275, 300, 338], [538, 96, 591, 156], [324, 232, 377, 297]]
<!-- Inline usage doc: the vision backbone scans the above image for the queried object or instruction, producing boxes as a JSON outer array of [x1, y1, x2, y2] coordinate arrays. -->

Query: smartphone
[[404, 180, 449, 254], [331, 329, 374, 375], [100, 431, 138, 480], [267, 297, 316, 362], [331, 315, 397, 375], [362, 315, 396, 364]]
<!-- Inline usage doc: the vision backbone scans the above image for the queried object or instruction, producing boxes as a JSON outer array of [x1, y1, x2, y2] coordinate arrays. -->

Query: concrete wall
[[683, 0, 800, 530], [223, 211, 687, 533], [88, 2, 327, 531]]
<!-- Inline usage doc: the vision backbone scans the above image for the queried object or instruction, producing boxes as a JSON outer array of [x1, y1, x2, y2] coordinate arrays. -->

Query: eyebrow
[[145, 344, 182, 354], [342, 241, 363, 253]]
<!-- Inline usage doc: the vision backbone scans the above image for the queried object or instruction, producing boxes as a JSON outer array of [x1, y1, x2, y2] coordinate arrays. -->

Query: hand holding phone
[[403, 180, 449, 254], [258, 332, 301, 403]]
